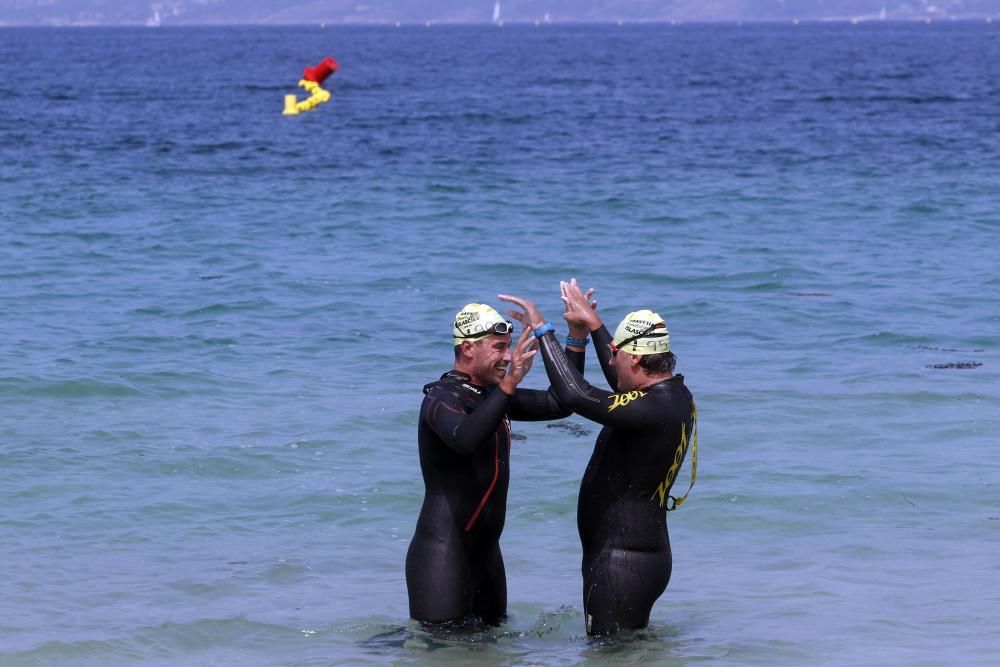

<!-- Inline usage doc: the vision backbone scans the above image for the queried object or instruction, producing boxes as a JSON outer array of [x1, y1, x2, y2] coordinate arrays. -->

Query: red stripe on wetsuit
[[464, 418, 510, 532]]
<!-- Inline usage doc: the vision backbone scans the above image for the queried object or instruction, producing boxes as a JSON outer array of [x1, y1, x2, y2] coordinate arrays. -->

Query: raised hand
[[499, 325, 538, 395], [561, 278, 601, 336], [497, 293, 546, 330]]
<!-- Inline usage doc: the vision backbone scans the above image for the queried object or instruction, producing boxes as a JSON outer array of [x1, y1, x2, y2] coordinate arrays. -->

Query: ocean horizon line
[[2, 15, 998, 28]]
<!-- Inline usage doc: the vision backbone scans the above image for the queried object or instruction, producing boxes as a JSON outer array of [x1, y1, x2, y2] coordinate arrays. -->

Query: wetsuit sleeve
[[507, 348, 585, 421], [536, 331, 662, 429], [424, 387, 511, 455], [591, 325, 618, 388]]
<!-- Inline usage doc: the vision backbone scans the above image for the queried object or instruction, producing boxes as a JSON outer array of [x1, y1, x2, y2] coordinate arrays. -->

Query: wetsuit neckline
[[640, 374, 684, 392], [442, 370, 492, 390], [423, 370, 492, 396]]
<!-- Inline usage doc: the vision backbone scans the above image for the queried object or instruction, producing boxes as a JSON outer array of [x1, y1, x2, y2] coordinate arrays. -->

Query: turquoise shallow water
[[2, 22, 999, 665]]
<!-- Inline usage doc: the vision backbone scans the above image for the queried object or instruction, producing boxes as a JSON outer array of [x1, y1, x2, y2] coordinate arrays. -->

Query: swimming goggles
[[609, 322, 666, 355], [455, 320, 515, 338]]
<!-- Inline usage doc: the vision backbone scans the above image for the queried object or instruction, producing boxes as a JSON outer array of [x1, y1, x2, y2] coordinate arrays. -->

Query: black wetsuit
[[536, 326, 696, 635], [406, 358, 582, 626]]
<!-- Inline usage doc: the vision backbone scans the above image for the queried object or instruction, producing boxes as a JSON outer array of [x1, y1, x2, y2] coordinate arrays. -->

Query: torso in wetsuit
[[536, 326, 696, 635], [405, 361, 581, 626]]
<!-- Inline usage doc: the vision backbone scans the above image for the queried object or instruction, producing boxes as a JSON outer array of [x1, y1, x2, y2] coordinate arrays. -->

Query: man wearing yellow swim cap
[[405, 301, 595, 627], [499, 282, 697, 636]]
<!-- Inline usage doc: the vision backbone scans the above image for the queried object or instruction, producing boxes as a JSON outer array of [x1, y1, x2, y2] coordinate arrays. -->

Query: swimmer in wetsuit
[[500, 284, 697, 636], [405, 303, 590, 627]]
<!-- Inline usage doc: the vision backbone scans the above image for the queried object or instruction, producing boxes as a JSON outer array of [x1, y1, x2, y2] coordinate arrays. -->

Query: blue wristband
[[532, 322, 555, 338], [565, 336, 589, 347]]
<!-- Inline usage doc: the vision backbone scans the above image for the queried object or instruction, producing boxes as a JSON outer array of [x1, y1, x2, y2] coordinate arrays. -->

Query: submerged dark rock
[[926, 362, 983, 369], [546, 422, 592, 437]]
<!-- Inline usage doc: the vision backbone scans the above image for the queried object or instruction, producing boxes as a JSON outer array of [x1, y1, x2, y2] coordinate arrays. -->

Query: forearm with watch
[[532, 319, 589, 350]]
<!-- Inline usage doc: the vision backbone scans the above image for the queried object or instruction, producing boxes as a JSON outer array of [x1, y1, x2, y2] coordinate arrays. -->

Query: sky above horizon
[[2, 0, 1000, 25]]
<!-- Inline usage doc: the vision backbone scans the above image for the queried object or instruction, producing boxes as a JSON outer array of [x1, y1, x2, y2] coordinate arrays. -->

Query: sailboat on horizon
[[492, 1, 502, 25]]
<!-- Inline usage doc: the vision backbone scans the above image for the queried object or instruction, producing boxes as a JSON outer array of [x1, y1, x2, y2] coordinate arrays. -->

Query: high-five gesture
[[560, 278, 601, 340]]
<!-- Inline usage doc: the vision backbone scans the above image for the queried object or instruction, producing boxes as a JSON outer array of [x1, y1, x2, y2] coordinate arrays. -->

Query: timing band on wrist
[[565, 335, 589, 347], [532, 322, 555, 338]]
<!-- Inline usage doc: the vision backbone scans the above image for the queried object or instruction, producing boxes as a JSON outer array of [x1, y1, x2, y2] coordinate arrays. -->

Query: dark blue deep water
[[2, 22, 999, 665]]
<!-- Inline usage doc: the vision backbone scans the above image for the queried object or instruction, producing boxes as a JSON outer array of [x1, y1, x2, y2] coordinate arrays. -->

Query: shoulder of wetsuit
[[659, 374, 693, 403], [645, 374, 689, 398], [422, 371, 485, 397]]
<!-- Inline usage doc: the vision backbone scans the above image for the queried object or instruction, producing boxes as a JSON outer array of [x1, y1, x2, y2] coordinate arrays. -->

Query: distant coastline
[[1, 15, 998, 27], [2, 0, 1000, 29]]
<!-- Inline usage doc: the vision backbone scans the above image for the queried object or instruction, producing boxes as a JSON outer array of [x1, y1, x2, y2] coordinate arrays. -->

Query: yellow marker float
[[283, 56, 338, 116]]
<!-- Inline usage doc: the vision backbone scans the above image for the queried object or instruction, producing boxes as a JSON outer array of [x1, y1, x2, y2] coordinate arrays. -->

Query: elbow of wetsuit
[[538, 331, 597, 411]]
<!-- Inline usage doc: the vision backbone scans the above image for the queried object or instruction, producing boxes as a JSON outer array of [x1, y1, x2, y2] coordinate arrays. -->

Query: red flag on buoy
[[303, 57, 338, 85]]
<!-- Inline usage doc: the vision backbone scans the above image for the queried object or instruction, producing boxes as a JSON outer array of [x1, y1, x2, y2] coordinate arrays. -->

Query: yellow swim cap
[[611, 310, 670, 355], [453, 304, 514, 345]]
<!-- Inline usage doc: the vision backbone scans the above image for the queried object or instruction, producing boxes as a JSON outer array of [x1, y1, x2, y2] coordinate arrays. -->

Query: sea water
[[1, 22, 998, 665]]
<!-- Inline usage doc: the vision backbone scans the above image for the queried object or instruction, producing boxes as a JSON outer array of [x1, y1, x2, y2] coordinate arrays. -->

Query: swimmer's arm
[[536, 331, 606, 416], [567, 346, 585, 374], [537, 331, 660, 428], [508, 348, 585, 421], [591, 325, 618, 388], [424, 388, 511, 455]]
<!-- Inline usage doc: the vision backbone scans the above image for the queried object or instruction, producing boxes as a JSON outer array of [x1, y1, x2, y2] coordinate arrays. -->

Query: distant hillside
[[2, 0, 999, 26]]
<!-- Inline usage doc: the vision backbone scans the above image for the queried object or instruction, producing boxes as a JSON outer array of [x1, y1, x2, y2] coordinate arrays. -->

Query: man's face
[[467, 334, 513, 386], [610, 349, 640, 392]]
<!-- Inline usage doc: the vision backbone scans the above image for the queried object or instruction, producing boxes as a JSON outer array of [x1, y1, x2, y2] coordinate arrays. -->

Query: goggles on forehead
[[455, 320, 514, 339], [609, 322, 666, 355]]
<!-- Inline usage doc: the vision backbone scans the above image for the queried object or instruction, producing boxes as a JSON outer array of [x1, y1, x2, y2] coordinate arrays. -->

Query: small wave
[[427, 182, 469, 193], [840, 331, 933, 347], [243, 84, 289, 93], [129, 306, 169, 316], [181, 300, 275, 317], [357, 623, 411, 651], [187, 141, 246, 155], [113, 135, 148, 149], [903, 201, 940, 214], [137, 615, 294, 654], [0, 376, 143, 399], [5, 637, 147, 664], [43, 91, 76, 101], [26, 230, 116, 242], [526, 604, 577, 632], [814, 94, 964, 104], [640, 214, 686, 225], [738, 280, 785, 292]]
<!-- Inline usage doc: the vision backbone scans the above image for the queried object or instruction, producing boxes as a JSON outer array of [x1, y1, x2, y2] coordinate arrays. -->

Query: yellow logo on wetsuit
[[651, 402, 698, 510], [608, 390, 647, 412]]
